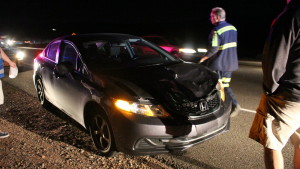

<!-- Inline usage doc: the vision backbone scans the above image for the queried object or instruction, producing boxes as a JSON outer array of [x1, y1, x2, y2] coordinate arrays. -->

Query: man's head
[[287, 0, 291, 3], [210, 7, 226, 25]]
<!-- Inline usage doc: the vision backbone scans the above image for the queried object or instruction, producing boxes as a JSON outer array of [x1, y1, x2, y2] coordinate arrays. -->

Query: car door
[[52, 41, 90, 123], [40, 41, 60, 104]]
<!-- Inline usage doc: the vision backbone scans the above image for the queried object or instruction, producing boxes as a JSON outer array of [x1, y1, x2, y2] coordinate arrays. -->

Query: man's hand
[[0, 47, 16, 68], [199, 56, 209, 63], [9, 61, 16, 68], [0, 48, 17, 67]]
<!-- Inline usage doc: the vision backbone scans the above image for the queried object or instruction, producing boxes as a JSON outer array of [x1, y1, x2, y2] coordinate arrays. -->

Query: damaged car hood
[[91, 62, 218, 104]]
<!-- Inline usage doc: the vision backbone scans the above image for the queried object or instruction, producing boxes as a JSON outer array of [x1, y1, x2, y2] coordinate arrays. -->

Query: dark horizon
[[0, 0, 286, 59]]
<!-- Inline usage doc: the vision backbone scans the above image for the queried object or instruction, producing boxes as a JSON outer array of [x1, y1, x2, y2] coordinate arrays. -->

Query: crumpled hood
[[92, 62, 218, 114]]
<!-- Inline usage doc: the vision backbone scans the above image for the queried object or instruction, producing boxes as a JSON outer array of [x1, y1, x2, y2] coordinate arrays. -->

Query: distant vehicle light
[[179, 48, 197, 54], [197, 48, 207, 53], [24, 40, 31, 44], [16, 51, 25, 60], [6, 39, 15, 46], [161, 46, 174, 52]]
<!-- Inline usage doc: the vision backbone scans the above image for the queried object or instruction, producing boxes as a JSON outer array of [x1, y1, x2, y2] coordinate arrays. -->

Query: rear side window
[[46, 42, 60, 62]]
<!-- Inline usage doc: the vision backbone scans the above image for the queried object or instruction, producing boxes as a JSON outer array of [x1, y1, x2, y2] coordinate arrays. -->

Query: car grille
[[176, 90, 220, 116]]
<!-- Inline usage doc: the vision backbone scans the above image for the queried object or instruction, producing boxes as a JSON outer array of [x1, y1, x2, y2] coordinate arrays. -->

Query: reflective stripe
[[221, 77, 231, 87], [217, 26, 237, 35], [223, 83, 230, 87], [222, 77, 231, 83], [212, 31, 218, 47], [218, 42, 237, 50]]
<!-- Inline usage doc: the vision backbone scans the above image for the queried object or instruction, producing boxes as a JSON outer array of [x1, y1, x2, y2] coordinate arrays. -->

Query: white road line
[[17, 47, 44, 50], [241, 108, 256, 114]]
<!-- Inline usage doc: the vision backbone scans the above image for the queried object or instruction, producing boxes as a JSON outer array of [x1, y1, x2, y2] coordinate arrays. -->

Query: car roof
[[52, 33, 141, 43]]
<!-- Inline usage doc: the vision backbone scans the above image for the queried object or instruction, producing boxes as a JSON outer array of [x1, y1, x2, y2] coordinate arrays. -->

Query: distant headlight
[[6, 39, 15, 46], [179, 48, 197, 54], [197, 48, 207, 53], [16, 51, 25, 60], [114, 99, 170, 118]]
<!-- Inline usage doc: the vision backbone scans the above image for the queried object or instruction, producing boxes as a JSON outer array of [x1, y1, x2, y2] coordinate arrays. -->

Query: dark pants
[[216, 71, 238, 106]]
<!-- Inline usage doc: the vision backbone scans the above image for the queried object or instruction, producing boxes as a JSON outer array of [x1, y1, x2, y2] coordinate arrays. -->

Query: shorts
[[0, 80, 3, 105], [249, 92, 300, 151]]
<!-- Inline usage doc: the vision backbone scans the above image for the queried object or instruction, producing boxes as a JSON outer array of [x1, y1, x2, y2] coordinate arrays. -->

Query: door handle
[[53, 70, 60, 79]]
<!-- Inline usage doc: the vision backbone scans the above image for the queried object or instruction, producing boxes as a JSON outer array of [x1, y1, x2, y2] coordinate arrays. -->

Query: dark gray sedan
[[33, 33, 232, 156]]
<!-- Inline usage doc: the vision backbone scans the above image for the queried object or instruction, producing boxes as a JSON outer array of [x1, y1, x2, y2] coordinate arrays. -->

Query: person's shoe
[[230, 104, 241, 117], [0, 132, 9, 138]]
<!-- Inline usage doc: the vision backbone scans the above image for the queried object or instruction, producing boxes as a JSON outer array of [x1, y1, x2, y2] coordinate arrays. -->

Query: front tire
[[88, 112, 116, 156], [35, 78, 50, 108]]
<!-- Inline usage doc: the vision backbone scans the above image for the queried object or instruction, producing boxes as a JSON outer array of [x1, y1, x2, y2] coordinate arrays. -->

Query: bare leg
[[294, 146, 300, 169], [264, 147, 284, 169]]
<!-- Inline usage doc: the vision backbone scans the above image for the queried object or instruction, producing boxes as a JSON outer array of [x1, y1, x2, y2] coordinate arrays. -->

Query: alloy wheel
[[36, 78, 45, 105], [89, 113, 114, 156]]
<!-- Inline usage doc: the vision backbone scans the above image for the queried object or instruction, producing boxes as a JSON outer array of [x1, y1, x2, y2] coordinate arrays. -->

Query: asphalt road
[[2, 57, 296, 168]]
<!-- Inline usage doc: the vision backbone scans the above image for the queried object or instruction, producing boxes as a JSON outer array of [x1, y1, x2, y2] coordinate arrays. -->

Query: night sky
[[0, 0, 287, 58]]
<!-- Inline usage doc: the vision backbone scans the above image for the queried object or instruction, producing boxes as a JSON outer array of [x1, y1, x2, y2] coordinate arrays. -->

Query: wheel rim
[[36, 79, 45, 104], [90, 115, 112, 153]]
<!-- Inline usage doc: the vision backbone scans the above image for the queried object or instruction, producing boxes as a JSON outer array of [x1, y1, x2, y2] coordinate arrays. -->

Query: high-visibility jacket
[[204, 21, 238, 72]]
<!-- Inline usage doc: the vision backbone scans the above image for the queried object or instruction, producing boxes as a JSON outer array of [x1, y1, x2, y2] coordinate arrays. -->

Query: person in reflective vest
[[199, 7, 240, 117]]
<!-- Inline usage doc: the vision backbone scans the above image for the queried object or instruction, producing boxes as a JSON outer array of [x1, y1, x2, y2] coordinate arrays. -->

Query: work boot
[[230, 104, 241, 117], [0, 132, 9, 138]]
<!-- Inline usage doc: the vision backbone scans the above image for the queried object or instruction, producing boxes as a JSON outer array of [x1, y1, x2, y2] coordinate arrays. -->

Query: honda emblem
[[199, 101, 209, 112]]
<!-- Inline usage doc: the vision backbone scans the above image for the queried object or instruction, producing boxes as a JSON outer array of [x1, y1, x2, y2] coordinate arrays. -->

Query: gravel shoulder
[[0, 72, 173, 168]]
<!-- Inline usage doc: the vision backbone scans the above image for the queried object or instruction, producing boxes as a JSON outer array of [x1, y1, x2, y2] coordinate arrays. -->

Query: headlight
[[216, 81, 225, 102], [16, 51, 25, 60], [114, 99, 170, 118], [179, 48, 196, 54]]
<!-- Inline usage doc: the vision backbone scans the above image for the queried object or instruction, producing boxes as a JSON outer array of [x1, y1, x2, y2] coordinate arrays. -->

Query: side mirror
[[55, 62, 73, 76]]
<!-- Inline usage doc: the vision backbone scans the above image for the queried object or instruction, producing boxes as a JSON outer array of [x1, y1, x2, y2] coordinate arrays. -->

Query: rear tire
[[88, 111, 116, 157]]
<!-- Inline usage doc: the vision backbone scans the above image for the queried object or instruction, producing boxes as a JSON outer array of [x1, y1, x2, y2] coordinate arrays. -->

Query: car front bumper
[[108, 99, 231, 156]]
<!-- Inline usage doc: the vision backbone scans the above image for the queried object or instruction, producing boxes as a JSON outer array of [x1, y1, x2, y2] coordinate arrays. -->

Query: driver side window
[[60, 42, 78, 69]]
